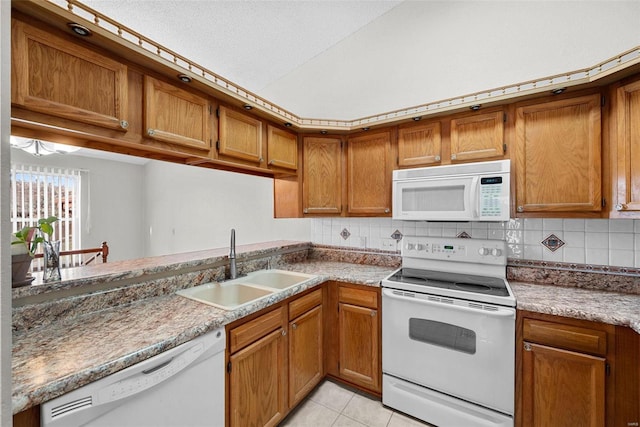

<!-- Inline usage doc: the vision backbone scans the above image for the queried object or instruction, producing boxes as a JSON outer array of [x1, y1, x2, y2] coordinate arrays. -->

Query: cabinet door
[[267, 125, 298, 171], [289, 305, 323, 407], [302, 137, 343, 215], [615, 80, 640, 213], [229, 328, 288, 427], [339, 302, 380, 392], [450, 111, 504, 162], [515, 94, 602, 213], [397, 121, 442, 167], [522, 342, 605, 427], [218, 106, 263, 163], [11, 19, 128, 131], [347, 131, 392, 215], [144, 76, 210, 151]]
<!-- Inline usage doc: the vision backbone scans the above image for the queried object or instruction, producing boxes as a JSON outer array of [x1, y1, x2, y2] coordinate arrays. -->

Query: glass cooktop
[[386, 267, 510, 297]]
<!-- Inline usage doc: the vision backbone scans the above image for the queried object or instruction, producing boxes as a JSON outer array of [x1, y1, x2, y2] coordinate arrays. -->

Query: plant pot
[[12, 253, 34, 288]]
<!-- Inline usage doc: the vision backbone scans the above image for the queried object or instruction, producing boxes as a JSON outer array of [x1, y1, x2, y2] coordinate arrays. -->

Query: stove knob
[[491, 248, 503, 257], [416, 244, 425, 251], [478, 247, 490, 256], [407, 243, 415, 250]]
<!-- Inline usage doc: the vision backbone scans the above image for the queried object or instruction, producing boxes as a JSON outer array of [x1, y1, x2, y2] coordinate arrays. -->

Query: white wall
[[10, 149, 146, 262], [143, 161, 311, 256], [311, 217, 640, 269], [262, 1, 640, 119]]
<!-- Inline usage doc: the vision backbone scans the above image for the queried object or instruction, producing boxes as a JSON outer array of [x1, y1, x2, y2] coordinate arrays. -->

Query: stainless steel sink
[[176, 269, 317, 310]]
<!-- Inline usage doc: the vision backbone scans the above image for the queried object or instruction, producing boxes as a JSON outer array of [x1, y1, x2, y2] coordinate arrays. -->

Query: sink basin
[[237, 269, 317, 290], [176, 269, 317, 310], [176, 282, 274, 310]]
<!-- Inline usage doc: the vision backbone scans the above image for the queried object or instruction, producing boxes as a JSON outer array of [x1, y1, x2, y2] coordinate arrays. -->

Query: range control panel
[[402, 236, 507, 266]]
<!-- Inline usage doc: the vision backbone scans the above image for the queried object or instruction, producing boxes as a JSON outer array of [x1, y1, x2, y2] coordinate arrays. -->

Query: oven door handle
[[382, 288, 515, 318]]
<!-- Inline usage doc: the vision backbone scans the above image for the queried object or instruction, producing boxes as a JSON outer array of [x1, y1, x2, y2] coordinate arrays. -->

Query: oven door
[[382, 287, 515, 415]]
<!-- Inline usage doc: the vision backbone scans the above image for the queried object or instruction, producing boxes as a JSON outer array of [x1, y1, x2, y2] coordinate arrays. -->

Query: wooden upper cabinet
[[302, 137, 343, 215], [11, 19, 128, 131], [144, 76, 210, 151], [615, 79, 640, 214], [347, 131, 393, 216], [450, 110, 505, 162], [397, 121, 442, 167], [267, 125, 298, 171], [218, 105, 263, 164], [515, 94, 602, 214]]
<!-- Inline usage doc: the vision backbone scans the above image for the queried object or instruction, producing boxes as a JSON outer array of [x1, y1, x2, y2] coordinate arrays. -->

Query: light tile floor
[[280, 380, 434, 427]]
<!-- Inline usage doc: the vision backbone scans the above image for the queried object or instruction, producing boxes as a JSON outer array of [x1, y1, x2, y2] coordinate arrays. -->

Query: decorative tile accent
[[390, 230, 403, 241], [340, 228, 351, 240], [457, 231, 471, 239], [541, 234, 565, 252]]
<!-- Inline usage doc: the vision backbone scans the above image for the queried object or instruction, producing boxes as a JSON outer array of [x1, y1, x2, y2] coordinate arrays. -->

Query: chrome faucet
[[229, 229, 237, 279]]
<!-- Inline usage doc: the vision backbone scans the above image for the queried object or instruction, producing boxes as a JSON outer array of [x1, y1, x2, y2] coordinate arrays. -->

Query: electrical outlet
[[381, 238, 396, 249]]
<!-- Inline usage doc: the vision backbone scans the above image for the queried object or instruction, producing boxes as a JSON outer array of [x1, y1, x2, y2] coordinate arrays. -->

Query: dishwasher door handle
[[142, 357, 174, 375]]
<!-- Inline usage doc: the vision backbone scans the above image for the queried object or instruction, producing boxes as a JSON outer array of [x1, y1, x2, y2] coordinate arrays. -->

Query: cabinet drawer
[[230, 307, 284, 354], [523, 319, 607, 357], [339, 286, 378, 309], [289, 289, 322, 320]]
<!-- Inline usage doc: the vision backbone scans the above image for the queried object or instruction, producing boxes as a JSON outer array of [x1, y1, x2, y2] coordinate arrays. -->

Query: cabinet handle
[[147, 128, 156, 136], [259, 157, 264, 162], [268, 160, 274, 165], [281, 329, 287, 336], [451, 154, 457, 160], [517, 206, 524, 212], [615, 203, 627, 211], [370, 310, 376, 317], [524, 342, 532, 351], [292, 323, 297, 330], [434, 155, 441, 162], [120, 120, 129, 129], [384, 208, 390, 214]]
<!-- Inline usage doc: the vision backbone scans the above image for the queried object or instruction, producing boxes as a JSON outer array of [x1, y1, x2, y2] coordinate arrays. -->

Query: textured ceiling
[[81, 0, 402, 93]]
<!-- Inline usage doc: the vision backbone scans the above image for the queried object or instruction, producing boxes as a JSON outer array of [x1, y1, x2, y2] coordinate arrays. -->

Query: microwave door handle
[[469, 176, 480, 218]]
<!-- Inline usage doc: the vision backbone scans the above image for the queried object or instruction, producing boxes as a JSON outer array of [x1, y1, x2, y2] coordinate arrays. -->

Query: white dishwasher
[[42, 327, 225, 427]]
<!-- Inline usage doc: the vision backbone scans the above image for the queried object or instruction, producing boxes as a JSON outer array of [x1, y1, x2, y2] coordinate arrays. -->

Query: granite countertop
[[511, 281, 640, 334], [12, 260, 396, 414]]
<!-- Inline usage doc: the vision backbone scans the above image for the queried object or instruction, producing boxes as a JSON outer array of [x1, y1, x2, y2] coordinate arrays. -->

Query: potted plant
[[11, 216, 59, 287]]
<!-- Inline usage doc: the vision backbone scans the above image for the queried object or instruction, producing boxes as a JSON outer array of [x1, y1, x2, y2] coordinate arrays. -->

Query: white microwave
[[393, 160, 510, 221]]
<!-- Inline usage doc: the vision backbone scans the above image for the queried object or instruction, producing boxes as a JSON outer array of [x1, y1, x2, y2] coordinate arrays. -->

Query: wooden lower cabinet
[[515, 311, 640, 427], [339, 302, 380, 392], [326, 282, 381, 395], [521, 342, 605, 427], [229, 327, 288, 427], [289, 304, 323, 407], [226, 288, 324, 427]]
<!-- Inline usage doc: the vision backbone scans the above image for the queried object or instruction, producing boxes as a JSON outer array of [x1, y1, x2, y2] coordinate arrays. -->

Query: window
[[10, 163, 82, 270]]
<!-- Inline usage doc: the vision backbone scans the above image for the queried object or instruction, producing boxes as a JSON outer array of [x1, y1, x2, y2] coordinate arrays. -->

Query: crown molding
[[15, 0, 640, 132]]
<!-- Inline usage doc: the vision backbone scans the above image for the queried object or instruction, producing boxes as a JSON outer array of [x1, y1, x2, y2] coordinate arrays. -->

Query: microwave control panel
[[479, 177, 505, 218]]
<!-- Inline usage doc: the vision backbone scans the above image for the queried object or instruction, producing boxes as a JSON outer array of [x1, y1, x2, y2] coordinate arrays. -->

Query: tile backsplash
[[310, 218, 640, 268]]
